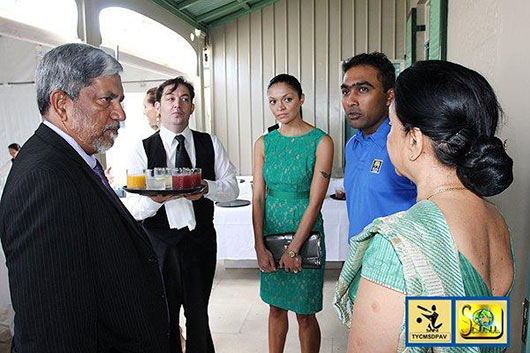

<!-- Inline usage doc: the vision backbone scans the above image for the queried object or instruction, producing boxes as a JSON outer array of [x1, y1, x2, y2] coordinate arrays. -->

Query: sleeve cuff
[[135, 195, 164, 216], [204, 179, 216, 200]]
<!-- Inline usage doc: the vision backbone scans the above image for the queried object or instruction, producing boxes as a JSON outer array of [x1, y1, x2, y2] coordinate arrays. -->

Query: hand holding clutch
[[264, 231, 322, 269], [279, 250, 302, 273], [256, 247, 277, 272]]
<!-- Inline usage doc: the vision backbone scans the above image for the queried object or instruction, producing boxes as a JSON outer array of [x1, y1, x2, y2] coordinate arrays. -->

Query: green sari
[[334, 200, 514, 353]]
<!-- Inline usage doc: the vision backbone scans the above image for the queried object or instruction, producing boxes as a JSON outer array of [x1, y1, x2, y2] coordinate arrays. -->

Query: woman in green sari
[[334, 60, 514, 352]]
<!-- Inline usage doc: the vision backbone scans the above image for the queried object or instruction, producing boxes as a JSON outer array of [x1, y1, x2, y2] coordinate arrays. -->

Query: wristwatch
[[287, 249, 297, 258]]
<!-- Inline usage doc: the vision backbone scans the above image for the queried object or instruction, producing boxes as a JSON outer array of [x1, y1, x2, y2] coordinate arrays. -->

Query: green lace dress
[[260, 128, 327, 314]]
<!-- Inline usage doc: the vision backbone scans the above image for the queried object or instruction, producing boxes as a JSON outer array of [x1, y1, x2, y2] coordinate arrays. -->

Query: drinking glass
[[164, 168, 172, 189], [146, 168, 166, 190], [181, 168, 194, 189], [126, 169, 146, 189], [171, 168, 184, 190], [190, 168, 202, 188]]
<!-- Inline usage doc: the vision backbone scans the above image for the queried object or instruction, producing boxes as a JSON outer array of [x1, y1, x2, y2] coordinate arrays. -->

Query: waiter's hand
[[104, 166, 114, 185], [149, 194, 183, 203], [183, 180, 208, 201]]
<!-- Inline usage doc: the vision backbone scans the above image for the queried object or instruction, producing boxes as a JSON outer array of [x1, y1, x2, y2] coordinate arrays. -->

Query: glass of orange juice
[[126, 169, 146, 189]]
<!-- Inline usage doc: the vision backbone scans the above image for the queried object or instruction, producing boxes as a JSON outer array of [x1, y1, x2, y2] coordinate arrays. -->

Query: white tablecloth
[[214, 177, 350, 261]]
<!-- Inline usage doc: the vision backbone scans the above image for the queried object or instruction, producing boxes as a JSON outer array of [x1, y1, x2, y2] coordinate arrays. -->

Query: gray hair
[[36, 43, 123, 116]]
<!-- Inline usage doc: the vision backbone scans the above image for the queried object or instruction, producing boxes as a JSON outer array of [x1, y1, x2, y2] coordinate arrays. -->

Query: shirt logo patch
[[370, 159, 383, 174]]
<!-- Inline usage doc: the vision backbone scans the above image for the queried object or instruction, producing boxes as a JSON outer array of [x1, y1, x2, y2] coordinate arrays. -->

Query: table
[[214, 177, 350, 261]]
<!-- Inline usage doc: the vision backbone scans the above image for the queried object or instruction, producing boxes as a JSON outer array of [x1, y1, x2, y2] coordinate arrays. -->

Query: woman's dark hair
[[394, 60, 513, 197], [267, 74, 303, 98], [145, 87, 157, 105], [8, 143, 20, 151], [156, 76, 195, 103]]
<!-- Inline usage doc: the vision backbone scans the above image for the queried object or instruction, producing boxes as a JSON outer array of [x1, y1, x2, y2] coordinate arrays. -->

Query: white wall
[[0, 37, 44, 193], [448, 1, 530, 352], [210, 0, 408, 175]]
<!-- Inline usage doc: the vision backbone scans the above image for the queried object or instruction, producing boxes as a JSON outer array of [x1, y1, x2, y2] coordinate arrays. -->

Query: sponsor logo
[[405, 297, 509, 347], [406, 298, 452, 345], [455, 299, 509, 345], [370, 159, 383, 174]]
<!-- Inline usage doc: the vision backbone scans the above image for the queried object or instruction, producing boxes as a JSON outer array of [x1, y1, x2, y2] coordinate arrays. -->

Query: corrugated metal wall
[[210, 0, 407, 175]]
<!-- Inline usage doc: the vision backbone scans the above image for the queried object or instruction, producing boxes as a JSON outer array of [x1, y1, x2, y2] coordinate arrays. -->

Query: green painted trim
[[411, 9, 417, 64], [151, 0, 208, 32], [177, 0, 202, 11], [209, 0, 278, 28], [427, 0, 448, 60], [197, 1, 251, 23], [405, 8, 417, 67], [439, 0, 448, 60]]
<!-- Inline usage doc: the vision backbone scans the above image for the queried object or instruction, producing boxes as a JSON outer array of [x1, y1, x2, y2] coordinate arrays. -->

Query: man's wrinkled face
[[67, 75, 125, 154], [341, 65, 393, 135], [156, 84, 195, 132]]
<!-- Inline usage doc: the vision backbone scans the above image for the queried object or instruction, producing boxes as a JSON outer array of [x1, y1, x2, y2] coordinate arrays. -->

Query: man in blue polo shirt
[[341, 52, 416, 241]]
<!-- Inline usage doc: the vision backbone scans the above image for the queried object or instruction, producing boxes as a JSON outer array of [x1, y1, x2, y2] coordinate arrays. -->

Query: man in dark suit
[[0, 43, 175, 352]]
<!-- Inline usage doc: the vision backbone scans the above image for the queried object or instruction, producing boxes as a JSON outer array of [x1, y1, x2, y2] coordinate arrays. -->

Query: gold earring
[[409, 154, 414, 160], [156, 113, 160, 124]]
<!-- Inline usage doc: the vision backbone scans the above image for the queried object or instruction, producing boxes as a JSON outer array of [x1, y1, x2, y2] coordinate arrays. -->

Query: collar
[[354, 117, 390, 149], [159, 125, 192, 146], [43, 120, 97, 168]]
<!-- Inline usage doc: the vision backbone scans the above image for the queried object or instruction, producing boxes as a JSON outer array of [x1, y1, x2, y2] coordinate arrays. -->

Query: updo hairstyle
[[394, 60, 513, 197], [267, 74, 303, 98]]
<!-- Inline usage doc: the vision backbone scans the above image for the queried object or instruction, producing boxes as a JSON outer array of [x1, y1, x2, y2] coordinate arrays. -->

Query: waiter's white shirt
[[124, 126, 239, 230]]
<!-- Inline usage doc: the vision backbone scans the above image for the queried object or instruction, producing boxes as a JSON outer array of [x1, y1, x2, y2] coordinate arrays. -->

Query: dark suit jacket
[[0, 124, 170, 353]]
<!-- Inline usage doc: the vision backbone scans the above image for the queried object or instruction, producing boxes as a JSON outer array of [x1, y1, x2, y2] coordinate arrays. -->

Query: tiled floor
[[0, 307, 11, 353], [189, 262, 349, 353], [0, 263, 349, 353]]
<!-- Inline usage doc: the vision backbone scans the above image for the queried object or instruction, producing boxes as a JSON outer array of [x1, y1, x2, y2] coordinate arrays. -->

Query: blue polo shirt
[[344, 118, 416, 240]]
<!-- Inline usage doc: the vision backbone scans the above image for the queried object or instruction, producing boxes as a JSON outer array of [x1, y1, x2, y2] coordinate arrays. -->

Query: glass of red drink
[[181, 168, 194, 189], [190, 168, 202, 188], [171, 168, 185, 190]]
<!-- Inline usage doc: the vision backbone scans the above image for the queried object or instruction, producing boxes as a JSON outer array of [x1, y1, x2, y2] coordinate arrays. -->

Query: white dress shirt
[[124, 126, 239, 230]]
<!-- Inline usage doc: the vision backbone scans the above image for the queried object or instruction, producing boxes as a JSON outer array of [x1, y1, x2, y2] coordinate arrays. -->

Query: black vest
[[141, 130, 216, 231]]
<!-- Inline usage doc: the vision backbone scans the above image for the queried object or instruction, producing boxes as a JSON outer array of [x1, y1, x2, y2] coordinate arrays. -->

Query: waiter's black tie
[[175, 135, 192, 168]]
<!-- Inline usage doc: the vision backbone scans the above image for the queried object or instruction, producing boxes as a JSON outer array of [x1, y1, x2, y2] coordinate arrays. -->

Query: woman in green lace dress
[[252, 74, 333, 353], [334, 61, 514, 352]]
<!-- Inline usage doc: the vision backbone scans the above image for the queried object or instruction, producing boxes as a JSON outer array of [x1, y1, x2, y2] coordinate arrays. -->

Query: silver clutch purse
[[263, 231, 322, 269]]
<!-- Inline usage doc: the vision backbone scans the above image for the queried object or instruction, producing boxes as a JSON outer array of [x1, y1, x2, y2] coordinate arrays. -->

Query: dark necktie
[[174, 135, 192, 168], [93, 159, 114, 193]]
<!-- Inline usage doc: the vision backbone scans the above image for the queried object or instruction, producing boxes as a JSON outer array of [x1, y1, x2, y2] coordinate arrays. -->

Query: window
[[0, 0, 78, 39], [99, 7, 197, 75]]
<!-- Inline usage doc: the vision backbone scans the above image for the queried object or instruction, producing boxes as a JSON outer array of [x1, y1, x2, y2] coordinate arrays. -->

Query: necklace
[[425, 186, 467, 200]]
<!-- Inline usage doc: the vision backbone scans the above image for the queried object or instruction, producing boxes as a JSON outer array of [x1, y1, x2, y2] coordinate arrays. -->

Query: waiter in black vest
[[125, 77, 239, 353]]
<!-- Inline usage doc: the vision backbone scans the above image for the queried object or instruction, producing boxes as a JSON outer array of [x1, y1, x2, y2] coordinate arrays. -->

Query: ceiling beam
[[0, 16, 69, 48], [151, 0, 208, 32], [196, 0, 251, 23], [237, 0, 250, 10], [209, 0, 278, 28], [177, 0, 202, 11]]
